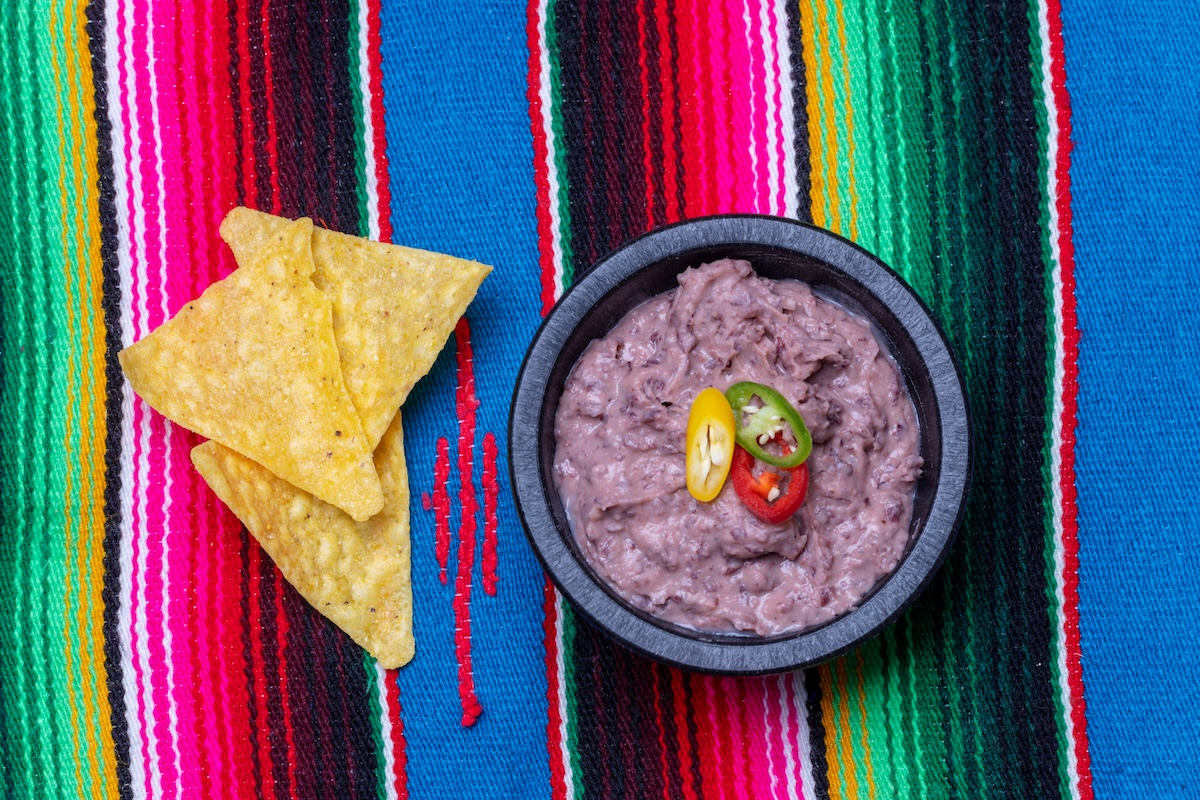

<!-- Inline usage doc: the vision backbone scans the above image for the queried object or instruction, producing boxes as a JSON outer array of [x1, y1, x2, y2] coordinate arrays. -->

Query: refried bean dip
[[552, 259, 923, 636]]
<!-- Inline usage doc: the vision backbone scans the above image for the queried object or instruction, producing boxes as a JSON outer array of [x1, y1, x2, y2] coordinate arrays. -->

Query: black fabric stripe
[[803, 668, 831, 799], [84, 1, 133, 795], [239, 532, 266, 797], [273, 0, 321, 221], [784, 0, 811, 223], [655, 663, 686, 800], [246, 0, 274, 209], [319, 0, 363, 235], [666, 0, 684, 220], [228, 0, 247, 206], [984, 0, 1060, 793], [253, 0, 378, 794], [255, 559, 290, 798], [556, 0, 600, 270], [681, 673, 703, 794]]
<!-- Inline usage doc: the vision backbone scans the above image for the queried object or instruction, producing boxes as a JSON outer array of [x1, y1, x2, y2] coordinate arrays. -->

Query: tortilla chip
[[191, 413, 414, 669], [311, 226, 491, 447], [119, 210, 384, 521]]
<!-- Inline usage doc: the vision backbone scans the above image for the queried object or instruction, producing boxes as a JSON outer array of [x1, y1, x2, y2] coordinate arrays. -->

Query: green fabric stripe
[[546, 0, 575, 284], [548, 0, 580, 790], [810, 0, 1067, 795], [1, 0, 113, 794], [0, 3, 87, 797], [0, 6, 32, 794], [347, 0, 370, 237], [350, 6, 390, 796], [1028, 0, 1076, 793], [560, 601, 584, 797], [363, 656, 389, 800]]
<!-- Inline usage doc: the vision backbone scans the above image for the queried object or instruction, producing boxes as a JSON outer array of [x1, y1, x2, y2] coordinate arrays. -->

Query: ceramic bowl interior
[[509, 216, 970, 674]]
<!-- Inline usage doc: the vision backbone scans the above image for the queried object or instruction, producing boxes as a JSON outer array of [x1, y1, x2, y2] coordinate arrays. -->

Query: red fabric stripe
[[674, 0, 705, 216], [212, 11, 257, 791], [247, 545, 277, 798], [652, 0, 680, 222], [365, 0, 392, 241], [234, 0, 257, 207], [256, 6, 296, 788], [386, 673, 409, 800], [542, 581, 568, 800], [259, 0, 281, 212], [271, 572, 297, 798], [1044, 0, 1093, 795], [636, 0, 655, 230], [672, 670, 699, 800], [526, 0, 558, 314], [481, 432, 499, 596], [652, 665, 671, 800], [452, 319, 483, 726], [712, 678, 739, 800], [690, 675, 723, 800]]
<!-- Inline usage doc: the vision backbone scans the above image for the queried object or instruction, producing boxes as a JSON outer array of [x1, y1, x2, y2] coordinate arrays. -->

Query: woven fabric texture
[[4, 0, 1180, 797]]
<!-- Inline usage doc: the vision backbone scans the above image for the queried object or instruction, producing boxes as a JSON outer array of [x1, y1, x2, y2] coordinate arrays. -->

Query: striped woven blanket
[[1, 0, 1099, 797]]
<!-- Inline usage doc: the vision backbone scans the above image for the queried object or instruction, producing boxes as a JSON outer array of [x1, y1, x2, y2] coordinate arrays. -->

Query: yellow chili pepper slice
[[685, 387, 736, 502]]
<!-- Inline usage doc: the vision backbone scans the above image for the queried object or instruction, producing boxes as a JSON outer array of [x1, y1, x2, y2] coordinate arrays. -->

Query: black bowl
[[509, 215, 970, 675]]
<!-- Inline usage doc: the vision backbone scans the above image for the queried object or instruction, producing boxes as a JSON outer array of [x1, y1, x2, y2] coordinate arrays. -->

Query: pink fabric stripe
[[177, 0, 223, 790], [762, 676, 786, 797], [739, 678, 775, 799], [157, 0, 211, 793], [708, 1, 732, 211], [134, 0, 179, 788]]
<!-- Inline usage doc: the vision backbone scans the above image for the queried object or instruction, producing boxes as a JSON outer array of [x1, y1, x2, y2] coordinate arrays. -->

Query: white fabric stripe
[[536, 0, 565, 298], [129, 0, 159, 786], [777, 674, 800, 800], [792, 673, 817, 800], [357, 0, 380, 241], [106, 0, 149, 796], [374, 663, 400, 800], [762, 675, 780, 798], [144, 2, 183, 792], [773, 0, 799, 219], [770, 2, 806, 785], [555, 591, 577, 800], [356, 3, 399, 797], [1036, 1, 1081, 798], [539, 0, 572, 786]]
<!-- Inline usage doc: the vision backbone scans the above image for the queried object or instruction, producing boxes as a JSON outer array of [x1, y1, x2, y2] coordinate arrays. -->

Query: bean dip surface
[[552, 259, 923, 635]]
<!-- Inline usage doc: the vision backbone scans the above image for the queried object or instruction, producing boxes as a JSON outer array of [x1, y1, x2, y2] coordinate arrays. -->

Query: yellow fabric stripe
[[52, 0, 118, 794]]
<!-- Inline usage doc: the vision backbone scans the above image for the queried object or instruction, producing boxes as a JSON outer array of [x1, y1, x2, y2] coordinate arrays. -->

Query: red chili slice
[[730, 444, 809, 524]]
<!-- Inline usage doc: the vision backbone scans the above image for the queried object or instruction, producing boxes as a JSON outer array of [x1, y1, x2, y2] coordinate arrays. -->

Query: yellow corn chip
[[119, 210, 384, 521], [311, 226, 492, 447], [191, 413, 414, 669]]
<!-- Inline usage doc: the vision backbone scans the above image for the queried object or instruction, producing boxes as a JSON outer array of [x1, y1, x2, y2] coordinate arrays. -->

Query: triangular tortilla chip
[[311, 226, 492, 447], [191, 413, 414, 669], [119, 210, 384, 521]]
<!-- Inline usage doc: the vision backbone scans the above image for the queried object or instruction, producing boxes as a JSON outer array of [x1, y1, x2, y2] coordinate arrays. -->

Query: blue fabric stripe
[[379, 2, 551, 797], [1063, 1, 1200, 796]]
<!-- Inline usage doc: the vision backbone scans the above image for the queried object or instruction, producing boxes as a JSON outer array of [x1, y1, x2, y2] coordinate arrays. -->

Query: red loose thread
[[430, 438, 451, 584], [452, 318, 483, 726], [481, 432, 500, 595]]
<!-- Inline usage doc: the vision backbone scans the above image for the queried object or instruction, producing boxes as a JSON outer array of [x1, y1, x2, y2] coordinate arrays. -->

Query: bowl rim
[[509, 214, 971, 675]]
